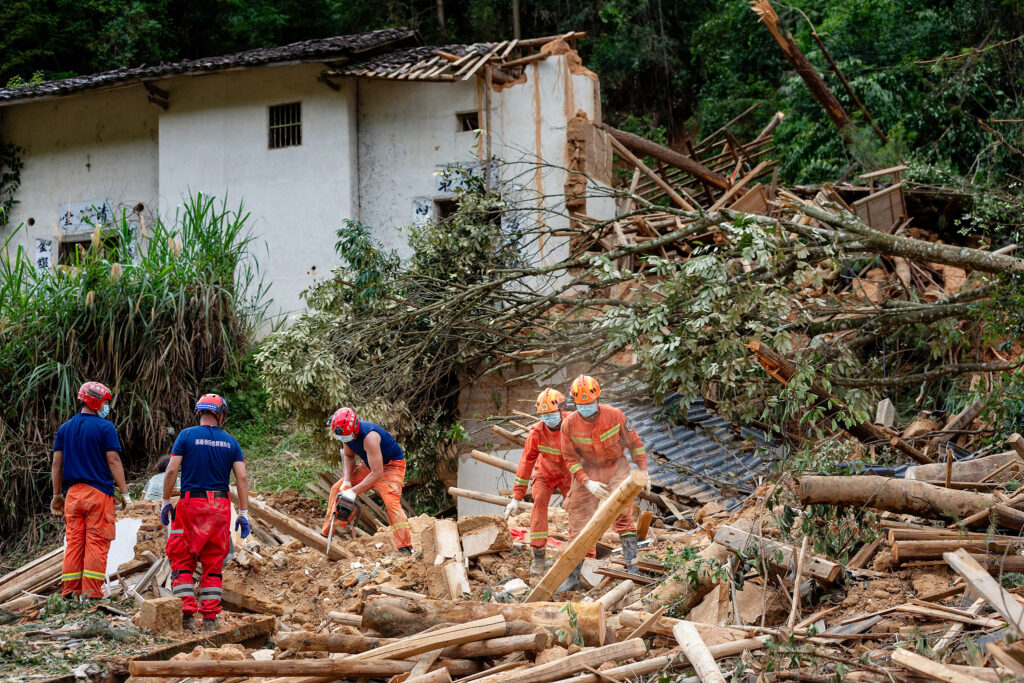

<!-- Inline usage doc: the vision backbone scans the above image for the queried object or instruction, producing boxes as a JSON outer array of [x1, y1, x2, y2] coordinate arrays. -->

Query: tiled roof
[[0, 28, 419, 104], [622, 396, 781, 509]]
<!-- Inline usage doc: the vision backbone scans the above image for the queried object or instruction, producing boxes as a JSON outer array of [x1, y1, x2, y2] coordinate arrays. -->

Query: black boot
[[181, 614, 195, 630], [621, 533, 640, 575], [531, 547, 546, 576], [556, 562, 582, 593]]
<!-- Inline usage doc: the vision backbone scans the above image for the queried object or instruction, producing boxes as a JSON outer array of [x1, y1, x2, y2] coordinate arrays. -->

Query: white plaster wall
[[355, 79, 480, 255], [0, 86, 158, 258], [158, 64, 357, 320]]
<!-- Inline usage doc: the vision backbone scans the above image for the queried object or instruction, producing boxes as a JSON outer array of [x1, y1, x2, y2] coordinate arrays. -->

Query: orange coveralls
[[512, 422, 572, 548], [62, 484, 116, 598], [322, 460, 413, 550], [560, 405, 647, 546]]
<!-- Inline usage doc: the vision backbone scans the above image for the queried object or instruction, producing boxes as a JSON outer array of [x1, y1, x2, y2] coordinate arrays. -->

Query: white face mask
[[335, 433, 355, 443], [98, 404, 111, 419], [576, 403, 599, 417]]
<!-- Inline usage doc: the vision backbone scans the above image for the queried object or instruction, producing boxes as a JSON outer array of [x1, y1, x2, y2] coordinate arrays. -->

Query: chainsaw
[[325, 492, 362, 556]]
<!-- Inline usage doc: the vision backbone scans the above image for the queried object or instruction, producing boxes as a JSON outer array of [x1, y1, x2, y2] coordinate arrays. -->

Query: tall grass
[[0, 193, 267, 551]]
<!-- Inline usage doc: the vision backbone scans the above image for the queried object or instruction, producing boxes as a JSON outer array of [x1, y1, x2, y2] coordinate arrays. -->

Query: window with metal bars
[[268, 102, 302, 149]]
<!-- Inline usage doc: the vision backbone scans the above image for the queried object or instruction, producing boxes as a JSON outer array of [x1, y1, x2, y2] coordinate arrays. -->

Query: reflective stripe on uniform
[[599, 424, 621, 441], [530, 532, 548, 539], [62, 572, 83, 581], [619, 531, 637, 537], [514, 477, 529, 485], [199, 588, 223, 598], [82, 570, 106, 581], [173, 584, 196, 596], [631, 447, 646, 456], [537, 445, 560, 455], [568, 463, 583, 474], [391, 522, 411, 530], [570, 436, 593, 444], [169, 529, 184, 535]]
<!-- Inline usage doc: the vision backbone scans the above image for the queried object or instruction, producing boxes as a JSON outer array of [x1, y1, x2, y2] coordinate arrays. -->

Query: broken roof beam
[[608, 136, 695, 211], [601, 124, 731, 191]]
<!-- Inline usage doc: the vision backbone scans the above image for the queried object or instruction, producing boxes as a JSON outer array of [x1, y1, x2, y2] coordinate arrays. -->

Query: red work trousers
[[567, 457, 636, 556], [528, 474, 572, 548], [166, 492, 231, 619], [322, 460, 412, 550], [62, 484, 116, 598]]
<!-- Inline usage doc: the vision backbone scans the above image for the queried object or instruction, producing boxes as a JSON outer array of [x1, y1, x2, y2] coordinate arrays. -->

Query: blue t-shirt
[[171, 425, 244, 492], [346, 421, 404, 466], [53, 413, 121, 497]]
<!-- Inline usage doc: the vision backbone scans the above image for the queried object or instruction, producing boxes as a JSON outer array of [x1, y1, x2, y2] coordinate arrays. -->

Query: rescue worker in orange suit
[[557, 375, 650, 592], [51, 381, 132, 599], [322, 408, 413, 554], [160, 394, 250, 631], [504, 388, 573, 576]]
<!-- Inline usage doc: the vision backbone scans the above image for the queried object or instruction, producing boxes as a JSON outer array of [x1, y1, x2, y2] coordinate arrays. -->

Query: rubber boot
[[201, 617, 218, 632], [531, 547, 546, 576], [621, 533, 640, 575], [556, 562, 582, 594], [181, 614, 195, 631]]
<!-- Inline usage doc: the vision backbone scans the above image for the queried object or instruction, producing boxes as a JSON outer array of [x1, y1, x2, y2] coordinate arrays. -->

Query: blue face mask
[[540, 413, 561, 429], [576, 403, 599, 418], [335, 433, 355, 443], [98, 404, 110, 420]]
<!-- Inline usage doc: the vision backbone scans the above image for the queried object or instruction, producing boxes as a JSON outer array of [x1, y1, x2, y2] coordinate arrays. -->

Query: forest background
[[2, 0, 1023, 187]]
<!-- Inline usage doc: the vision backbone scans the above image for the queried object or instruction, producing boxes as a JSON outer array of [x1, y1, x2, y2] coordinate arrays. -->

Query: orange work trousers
[[567, 457, 636, 556], [528, 475, 572, 548], [322, 460, 412, 550], [62, 483, 116, 598]]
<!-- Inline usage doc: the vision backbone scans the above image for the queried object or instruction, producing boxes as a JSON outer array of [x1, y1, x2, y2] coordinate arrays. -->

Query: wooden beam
[[891, 647, 988, 683], [470, 449, 517, 474], [230, 490, 348, 560], [448, 487, 548, 513], [350, 615, 506, 661], [467, 639, 646, 683], [944, 548, 1024, 632], [525, 469, 648, 603], [672, 621, 727, 683], [129, 658, 481, 678], [602, 125, 731, 191], [713, 525, 842, 583], [606, 136, 695, 211]]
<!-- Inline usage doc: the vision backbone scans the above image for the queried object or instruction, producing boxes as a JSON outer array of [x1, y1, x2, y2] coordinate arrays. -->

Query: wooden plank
[[525, 470, 648, 603], [230, 490, 348, 560], [625, 606, 666, 640], [467, 639, 645, 683], [944, 548, 1024, 632], [859, 164, 908, 180], [0, 546, 62, 590], [671, 622, 727, 683], [130, 657, 480, 678], [891, 647, 988, 683], [595, 567, 655, 585], [713, 525, 842, 583], [434, 519, 471, 599], [350, 615, 506, 661], [710, 161, 769, 211], [134, 614, 276, 662]]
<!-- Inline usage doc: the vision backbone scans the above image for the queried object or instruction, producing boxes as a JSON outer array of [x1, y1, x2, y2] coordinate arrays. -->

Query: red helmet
[[77, 382, 112, 412], [330, 407, 359, 437], [195, 393, 228, 422]]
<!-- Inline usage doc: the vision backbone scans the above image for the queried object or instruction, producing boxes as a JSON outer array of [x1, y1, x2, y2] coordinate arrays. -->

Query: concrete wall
[[158, 63, 357, 320], [0, 86, 159, 265]]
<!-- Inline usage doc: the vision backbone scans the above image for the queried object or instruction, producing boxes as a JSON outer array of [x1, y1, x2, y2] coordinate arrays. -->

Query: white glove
[[120, 491, 132, 512], [585, 480, 610, 500], [504, 499, 521, 518], [340, 488, 357, 502]]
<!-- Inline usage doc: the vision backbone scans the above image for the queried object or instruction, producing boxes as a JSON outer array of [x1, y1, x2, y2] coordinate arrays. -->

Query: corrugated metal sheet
[[621, 395, 781, 509]]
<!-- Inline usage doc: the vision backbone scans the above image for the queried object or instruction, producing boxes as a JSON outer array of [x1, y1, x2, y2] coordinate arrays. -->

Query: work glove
[[120, 491, 132, 512], [160, 499, 175, 526], [51, 494, 65, 516], [643, 477, 652, 495], [585, 480, 610, 500], [340, 488, 357, 503], [235, 510, 251, 539], [504, 499, 521, 518]]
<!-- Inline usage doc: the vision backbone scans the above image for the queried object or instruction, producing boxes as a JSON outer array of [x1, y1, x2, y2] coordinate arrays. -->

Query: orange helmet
[[535, 388, 565, 414], [570, 375, 601, 405]]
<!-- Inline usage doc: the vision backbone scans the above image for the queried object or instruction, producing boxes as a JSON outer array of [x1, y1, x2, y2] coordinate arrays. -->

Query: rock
[[251, 649, 275, 661], [284, 540, 304, 551], [136, 597, 182, 635], [500, 578, 528, 597], [342, 575, 359, 588], [373, 572, 391, 585], [273, 551, 289, 568]]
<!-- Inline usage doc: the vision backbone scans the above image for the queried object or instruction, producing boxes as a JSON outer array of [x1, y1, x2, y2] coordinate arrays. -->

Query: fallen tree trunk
[[673, 620, 727, 683], [129, 657, 481, 678], [797, 475, 1008, 523], [361, 596, 606, 647], [893, 539, 1017, 563]]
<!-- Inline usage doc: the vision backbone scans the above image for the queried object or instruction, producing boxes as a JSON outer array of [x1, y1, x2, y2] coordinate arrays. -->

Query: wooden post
[[525, 469, 648, 603], [448, 487, 549, 513], [601, 125, 730, 191], [1009, 433, 1024, 459], [230, 491, 347, 560], [596, 579, 634, 611], [672, 621, 728, 683], [470, 449, 517, 474], [434, 519, 471, 599], [606, 136, 696, 211]]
